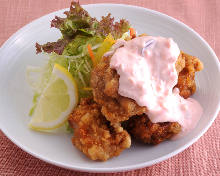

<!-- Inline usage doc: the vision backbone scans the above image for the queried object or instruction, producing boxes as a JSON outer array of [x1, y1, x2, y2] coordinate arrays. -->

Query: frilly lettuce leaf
[[97, 14, 130, 39], [36, 39, 69, 55], [62, 35, 103, 56], [36, 1, 130, 54]]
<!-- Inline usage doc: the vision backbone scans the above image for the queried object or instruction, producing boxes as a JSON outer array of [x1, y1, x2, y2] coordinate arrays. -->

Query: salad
[[27, 1, 130, 131]]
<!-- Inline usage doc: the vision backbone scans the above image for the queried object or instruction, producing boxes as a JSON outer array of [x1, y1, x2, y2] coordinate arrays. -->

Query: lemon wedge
[[29, 64, 78, 131]]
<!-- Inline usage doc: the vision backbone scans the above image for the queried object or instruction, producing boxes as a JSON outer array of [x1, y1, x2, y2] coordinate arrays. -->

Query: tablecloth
[[0, 0, 219, 175]]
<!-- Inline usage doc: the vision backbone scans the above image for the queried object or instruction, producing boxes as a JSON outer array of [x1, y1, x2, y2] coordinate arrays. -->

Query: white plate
[[0, 4, 220, 173]]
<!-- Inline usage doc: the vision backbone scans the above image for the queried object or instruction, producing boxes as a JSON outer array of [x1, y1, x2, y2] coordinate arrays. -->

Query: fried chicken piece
[[91, 56, 147, 124], [126, 115, 181, 145], [126, 52, 203, 145], [68, 98, 131, 161], [90, 39, 203, 145], [90, 52, 185, 124], [176, 51, 186, 74], [176, 52, 203, 98]]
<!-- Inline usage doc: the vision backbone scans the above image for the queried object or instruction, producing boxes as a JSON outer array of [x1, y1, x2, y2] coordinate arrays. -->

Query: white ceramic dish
[[0, 4, 220, 173]]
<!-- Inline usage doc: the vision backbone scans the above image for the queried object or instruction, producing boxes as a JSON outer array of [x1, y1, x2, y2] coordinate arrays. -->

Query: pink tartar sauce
[[110, 36, 203, 139]]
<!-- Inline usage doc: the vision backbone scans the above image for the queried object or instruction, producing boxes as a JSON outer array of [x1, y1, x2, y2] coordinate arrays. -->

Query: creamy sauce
[[110, 36, 203, 139]]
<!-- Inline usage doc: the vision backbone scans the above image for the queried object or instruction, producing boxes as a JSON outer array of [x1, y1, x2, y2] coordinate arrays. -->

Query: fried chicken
[[126, 52, 203, 145], [91, 56, 147, 124], [126, 115, 181, 145], [90, 47, 203, 145], [70, 37, 204, 158], [90, 52, 185, 124], [176, 52, 203, 98], [68, 98, 131, 161]]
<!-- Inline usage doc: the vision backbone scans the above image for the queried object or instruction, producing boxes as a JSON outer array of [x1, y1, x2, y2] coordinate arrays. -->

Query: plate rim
[[0, 3, 220, 173]]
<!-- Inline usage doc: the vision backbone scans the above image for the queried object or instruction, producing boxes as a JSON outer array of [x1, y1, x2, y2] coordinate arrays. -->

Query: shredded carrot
[[87, 44, 96, 66], [129, 28, 136, 38]]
